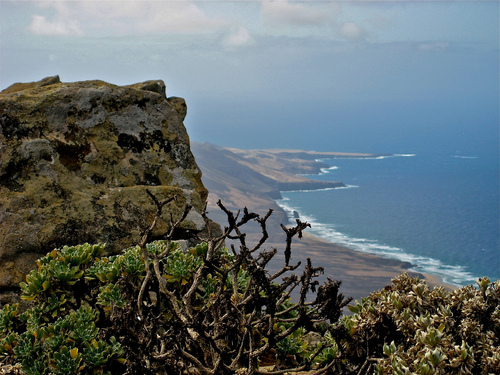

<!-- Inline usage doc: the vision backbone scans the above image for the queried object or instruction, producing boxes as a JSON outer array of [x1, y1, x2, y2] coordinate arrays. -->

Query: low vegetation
[[0, 192, 498, 374], [344, 274, 499, 374]]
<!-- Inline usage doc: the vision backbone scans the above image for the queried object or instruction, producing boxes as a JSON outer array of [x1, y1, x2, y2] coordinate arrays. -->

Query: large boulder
[[0, 76, 213, 297]]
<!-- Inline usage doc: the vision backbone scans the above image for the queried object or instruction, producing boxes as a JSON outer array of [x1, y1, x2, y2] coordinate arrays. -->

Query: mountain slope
[[191, 142, 451, 301]]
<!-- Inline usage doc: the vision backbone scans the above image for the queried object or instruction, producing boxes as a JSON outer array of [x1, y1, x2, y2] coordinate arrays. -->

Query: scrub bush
[[0, 244, 126, 375], [0, 192, 351, 374], [1, 191, 498, 374], [342, 273, 500, 374]]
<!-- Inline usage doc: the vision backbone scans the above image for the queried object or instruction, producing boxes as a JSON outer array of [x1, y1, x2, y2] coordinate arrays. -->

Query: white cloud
[[29, 14, 83, 36], [124, 2, 228, 34], [26, 1, 229, 36], [223, 25, 254, 48], [262, 0, 330, 27], [339, 22, 365, 41], [28, 1, 84, 36]]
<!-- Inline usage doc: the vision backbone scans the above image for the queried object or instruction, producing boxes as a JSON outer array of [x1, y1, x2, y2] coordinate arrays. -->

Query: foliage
[[342, 273, 500, 374], [1, 191, 498, 375], [0, 193, 352, 375], [0, 243, 126, 375]]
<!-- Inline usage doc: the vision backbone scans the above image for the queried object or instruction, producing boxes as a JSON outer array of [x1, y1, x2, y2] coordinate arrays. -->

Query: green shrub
[[0, 195, 351, 374], [1, 193, 497, 375], [342, 273, 500, 374], [1, 243, 126, 375]]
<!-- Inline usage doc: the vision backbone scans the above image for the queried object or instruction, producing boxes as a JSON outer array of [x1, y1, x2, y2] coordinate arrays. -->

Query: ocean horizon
[[276, 152, 499, 287]]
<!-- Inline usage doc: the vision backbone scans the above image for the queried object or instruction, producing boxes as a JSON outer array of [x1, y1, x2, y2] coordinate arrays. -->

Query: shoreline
[[296, 230, 455, 293], [191, 143, 458, 300], [205, 199, 455, 302], [276, 195, 460, 290]]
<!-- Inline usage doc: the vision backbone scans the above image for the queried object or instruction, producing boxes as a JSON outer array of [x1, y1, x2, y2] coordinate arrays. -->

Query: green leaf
[[42, 281, 50, 291]]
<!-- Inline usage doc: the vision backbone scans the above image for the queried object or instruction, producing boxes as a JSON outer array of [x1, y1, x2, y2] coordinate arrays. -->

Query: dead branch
[[132, 195, 350, 374]]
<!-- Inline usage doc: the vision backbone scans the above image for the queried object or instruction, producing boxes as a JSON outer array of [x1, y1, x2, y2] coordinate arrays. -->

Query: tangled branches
[[0, 192, 351, 375], [2, 191, 497, 375], [128, 193, 352, 374]]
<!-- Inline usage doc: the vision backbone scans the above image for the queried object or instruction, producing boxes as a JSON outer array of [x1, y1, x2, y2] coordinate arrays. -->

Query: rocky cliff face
[[0, 76, 211, 298]]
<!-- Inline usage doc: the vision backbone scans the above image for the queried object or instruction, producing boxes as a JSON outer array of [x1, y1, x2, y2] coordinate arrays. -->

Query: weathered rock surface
[[0, 76, 212, 297]]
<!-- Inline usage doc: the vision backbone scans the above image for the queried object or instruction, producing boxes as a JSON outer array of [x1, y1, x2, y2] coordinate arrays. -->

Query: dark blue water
[[277, 152, 499, 286]]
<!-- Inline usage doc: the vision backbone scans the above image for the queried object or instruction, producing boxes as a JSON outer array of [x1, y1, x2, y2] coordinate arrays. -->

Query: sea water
[[276, 152, 499, 286]]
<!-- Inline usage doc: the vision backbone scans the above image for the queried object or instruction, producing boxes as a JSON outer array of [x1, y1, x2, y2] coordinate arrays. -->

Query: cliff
[[0, 77, 213, 299], [191, 143, 356, 209], [191, 143, 452, 301]]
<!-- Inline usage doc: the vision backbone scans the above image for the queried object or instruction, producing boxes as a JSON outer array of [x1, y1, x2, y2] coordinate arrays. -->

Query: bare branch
[[280, 219, 311, 266], [136, 190, 177, 315], [131, 197, 351, 374]]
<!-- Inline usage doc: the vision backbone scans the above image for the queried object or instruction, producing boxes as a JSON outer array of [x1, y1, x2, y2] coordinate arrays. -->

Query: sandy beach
[[205, 199, 453, 303], [193, 143, 456, 302]]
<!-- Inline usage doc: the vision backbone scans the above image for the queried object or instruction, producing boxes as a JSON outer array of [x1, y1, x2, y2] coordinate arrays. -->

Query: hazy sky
[[1, 1, 498, 154]]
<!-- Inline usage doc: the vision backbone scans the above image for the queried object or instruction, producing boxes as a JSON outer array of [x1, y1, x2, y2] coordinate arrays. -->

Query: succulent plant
[[344, 273, 500, 375], [162, 247, 203, 286], [19, 269, 51, 302], [97, 283, 126, 311], [1, 243, 125, 375], [276, 327, 309, 357], [119, 246, 146, 278], [0, 304, 19, 335], [5, 305, 125, 375], [314, 332, 340, 366], [85, 256, 121, 283], [2, 197, 498, 375]]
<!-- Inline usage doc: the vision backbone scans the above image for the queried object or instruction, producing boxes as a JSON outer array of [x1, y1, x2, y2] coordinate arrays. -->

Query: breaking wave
[[276, 197, 478, 287]]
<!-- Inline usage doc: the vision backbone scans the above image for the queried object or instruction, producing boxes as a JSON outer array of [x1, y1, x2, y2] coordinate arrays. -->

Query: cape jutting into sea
[[276, 152, 499, 287]]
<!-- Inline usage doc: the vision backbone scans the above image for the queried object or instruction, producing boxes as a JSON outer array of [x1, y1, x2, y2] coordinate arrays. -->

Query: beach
[[205, 196, 452, 302], [193, 143, 455, 301]]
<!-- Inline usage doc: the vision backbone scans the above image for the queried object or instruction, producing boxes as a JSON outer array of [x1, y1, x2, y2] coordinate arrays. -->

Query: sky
[[1, 0, 498, 155]]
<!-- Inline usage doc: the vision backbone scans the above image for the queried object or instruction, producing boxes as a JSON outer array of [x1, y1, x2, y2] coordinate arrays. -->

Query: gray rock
[[0, 77, 216, 295]]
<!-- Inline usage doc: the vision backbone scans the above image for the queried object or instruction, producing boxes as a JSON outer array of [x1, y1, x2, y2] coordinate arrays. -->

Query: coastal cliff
[[190, 143, 378, 208], [191, 142, 452, 300], [0, 77, 214, 299]]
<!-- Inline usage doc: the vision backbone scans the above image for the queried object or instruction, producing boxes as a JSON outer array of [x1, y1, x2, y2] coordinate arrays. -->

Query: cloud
[[223, 26, 254, 48], [29, 14, 83, 36], [262, 0, 329, 27], [418, 42, 450, 52], [339, 22, 365, 41], [261, 1, 370, 42], [26, 1, 229, 37], [28, 1, 84, 36]]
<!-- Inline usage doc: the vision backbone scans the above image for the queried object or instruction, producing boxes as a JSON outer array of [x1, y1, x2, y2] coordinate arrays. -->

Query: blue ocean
[[276, 152, 499, 287]]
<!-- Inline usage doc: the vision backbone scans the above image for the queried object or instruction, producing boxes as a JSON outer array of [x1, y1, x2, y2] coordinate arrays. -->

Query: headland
[[191, 142, 454, 301]]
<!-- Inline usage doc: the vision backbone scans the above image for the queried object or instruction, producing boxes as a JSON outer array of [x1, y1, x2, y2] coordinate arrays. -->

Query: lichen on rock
[[0, 77, 212, 298]]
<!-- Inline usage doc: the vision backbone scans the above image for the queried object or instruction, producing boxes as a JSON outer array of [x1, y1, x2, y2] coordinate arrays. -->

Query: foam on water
[[276, 152, 498, 286], [319, 166, 339, 174], [317, 154, 416, 162], [284, 185, 358, 193], [452, 155, 478, 159], [276, 196, 478, 287]]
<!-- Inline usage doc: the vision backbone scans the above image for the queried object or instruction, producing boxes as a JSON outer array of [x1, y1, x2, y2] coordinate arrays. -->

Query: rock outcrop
[[0, 76, 212, 299]]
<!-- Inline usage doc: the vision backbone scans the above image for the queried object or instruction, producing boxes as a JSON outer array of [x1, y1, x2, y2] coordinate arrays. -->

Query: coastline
[[205, 199, 454, 302], [294, 230, 455, 296], [191, 143, 457, 300]]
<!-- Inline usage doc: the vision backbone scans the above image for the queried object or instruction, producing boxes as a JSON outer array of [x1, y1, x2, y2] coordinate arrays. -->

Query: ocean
[[276, 152, 499, 287]]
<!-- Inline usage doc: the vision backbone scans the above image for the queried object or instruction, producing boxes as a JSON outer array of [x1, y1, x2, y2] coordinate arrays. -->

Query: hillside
[[191, 142, 449, 301], [190, 143, 386, 207]]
